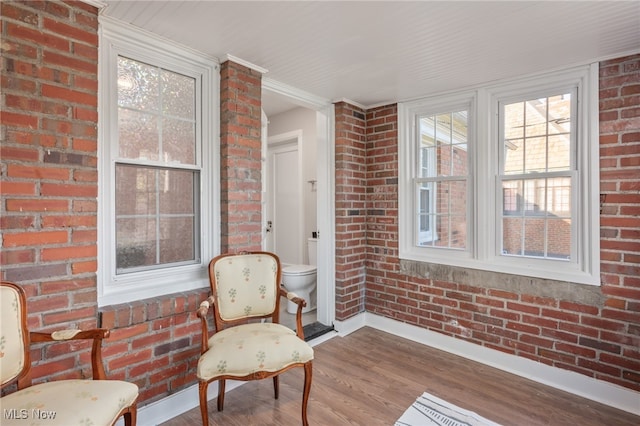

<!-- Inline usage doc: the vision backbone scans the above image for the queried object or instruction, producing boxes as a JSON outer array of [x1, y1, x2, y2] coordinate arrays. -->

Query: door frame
[[262, 78, 335, 327]]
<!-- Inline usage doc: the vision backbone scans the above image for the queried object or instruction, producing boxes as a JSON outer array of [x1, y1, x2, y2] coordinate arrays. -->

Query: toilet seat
[[282, 264, 316, 275]]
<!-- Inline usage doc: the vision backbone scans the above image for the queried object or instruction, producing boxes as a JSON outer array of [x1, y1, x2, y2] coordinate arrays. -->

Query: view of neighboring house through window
[[399, 64, 598, 285], [116, 57, 200, 273], [500, 93, 574, 260], [417, 111, 469, 249]]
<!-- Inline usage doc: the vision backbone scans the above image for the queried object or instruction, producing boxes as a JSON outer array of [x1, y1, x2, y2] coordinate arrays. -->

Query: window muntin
[[416, 111, 469, 249], [115, 165, 199, 272], [115, 56, 200, 274], [499, 92, 575, 261], [399, 64, 599, 285], [99, 18, 218, 306]]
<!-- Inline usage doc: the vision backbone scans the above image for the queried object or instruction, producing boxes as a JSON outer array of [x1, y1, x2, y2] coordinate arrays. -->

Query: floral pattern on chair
[[197, 322, 314, 378], [213, 254, 280, 321], [1, 380, 139, 426], [197, 251, 314, 426], [1, 282, 138, 426]]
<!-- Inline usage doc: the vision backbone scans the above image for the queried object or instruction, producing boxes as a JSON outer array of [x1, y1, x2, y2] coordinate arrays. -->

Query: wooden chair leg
[[123, 403, 137, 426], [273, 375, 279, 399], [217, 379, 226, 412], [199, 381, 210, 426], [302, 361, 313, 426]]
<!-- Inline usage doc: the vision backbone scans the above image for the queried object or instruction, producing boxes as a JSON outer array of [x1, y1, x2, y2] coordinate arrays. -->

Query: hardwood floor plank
[[160, 327, 640, 425]]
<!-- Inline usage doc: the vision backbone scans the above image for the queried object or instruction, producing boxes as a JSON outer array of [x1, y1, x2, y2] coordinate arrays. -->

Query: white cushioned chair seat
[[198, 322, 314, 380], [1, 379, 139, 426]]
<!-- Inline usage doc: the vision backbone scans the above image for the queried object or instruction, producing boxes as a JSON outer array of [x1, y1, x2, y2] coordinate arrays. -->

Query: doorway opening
[[261, 78, 335, 336]]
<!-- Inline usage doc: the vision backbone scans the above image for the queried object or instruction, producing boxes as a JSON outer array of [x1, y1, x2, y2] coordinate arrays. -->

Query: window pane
[[502, 179, 522, 215], [500, 91, 573, 261], [446, 180, 467, 249], [502, 217, 523, 255], [433, 180, 467, 250], [118, 108, 159, 161], [523, 218, 545, 256], [525, 99, 547, 137], [115, 164, 199, 273], [158, 169, 197, 214], [547, 177, 571, 216], [504, 139, 524, 174], [548, 135, 570, 171], [417, 108, 468, 250], [159, 217, 195, 263], [117, 56, 197, 166], [504, 101, 524, 140], [115, 166, 156, 215], [501, 177, 572, 260], [547, 217, 571, 259], [524, 136, 547, 173], [161, 69, 195, 119], [523, 178, 546, 214], [548, 94, 572, 134], [503, 93, 572, 174], [162, 117, 195, 164], [116, 217, 157, 269], [117, 57, 159, 111], [418, 182, 435, 245], [419, 111, 468, 178]]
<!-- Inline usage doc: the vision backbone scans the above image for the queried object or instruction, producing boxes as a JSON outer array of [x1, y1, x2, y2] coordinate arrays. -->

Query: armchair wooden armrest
[[197, 296, 216, 354], [30, 328, 110, 380], [280, 288, 307, 339]]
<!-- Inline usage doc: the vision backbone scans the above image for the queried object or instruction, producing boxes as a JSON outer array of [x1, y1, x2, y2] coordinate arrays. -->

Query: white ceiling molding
[[224, 54, 268, 75], [333, 98, 367, 110], [263, 77, 330, 111], [81, 0, 107, 10]]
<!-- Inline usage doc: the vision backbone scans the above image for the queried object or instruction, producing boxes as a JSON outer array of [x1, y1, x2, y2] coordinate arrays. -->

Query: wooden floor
[[160, 327, 639, 426]]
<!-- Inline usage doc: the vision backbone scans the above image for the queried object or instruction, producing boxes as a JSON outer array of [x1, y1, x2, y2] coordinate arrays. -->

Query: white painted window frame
[[98, 17, 219, 306], [399, 64, 600, 285]]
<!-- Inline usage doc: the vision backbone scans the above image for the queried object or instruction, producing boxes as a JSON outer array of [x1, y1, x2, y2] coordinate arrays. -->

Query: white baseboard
[[360, 312, 640, 416], [333, 313, 367, 336], [132, 313, 638, 424]]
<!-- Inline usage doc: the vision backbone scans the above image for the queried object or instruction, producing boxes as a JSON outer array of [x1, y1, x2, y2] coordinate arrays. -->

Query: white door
[[267, 139, 302, 265]]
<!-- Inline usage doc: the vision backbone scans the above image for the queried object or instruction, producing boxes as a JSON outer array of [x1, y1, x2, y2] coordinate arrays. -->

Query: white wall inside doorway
[[266, 132, 303, 264], [267, 107, 318, 264]]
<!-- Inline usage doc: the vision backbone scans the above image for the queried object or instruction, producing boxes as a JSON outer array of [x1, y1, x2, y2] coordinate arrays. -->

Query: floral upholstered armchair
[[196, 251, 314, 426], [0, 281, 138, 426]]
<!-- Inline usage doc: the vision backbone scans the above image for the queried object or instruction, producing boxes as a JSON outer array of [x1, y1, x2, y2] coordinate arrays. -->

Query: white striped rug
[[395, 392, 502, 426]]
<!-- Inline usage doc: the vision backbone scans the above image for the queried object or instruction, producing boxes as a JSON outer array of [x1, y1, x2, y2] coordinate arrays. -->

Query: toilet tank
[[307, 238, 318, 266]]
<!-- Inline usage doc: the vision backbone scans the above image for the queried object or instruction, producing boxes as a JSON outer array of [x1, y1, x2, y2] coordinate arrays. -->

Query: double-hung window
[[399, 65, 599, 285], [99, 18, 219, 305]]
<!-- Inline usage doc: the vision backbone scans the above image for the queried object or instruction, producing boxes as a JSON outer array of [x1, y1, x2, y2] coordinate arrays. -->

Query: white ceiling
[[100, 1, 640, 116]]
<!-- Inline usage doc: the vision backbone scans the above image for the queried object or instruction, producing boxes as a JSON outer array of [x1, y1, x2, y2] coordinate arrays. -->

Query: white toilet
[[282, 238, 318, 314]]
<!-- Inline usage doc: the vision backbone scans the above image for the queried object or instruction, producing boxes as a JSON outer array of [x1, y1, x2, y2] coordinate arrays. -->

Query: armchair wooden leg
[[199, 381, 210, 426], [217, 379, 226, 412], [123, 403, 137, 426], [273, 375, 279, 399], [302, 361, 313, 426]]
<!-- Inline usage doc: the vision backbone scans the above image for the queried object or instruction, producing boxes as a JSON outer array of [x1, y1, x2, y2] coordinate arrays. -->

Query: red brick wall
[[3, 0, 638, 406], [1, 0, 101, 364], [362, 54, 640, 391], [334, 102, 367, 319], [219, 61, 263, 253], [0, 1, 262, 407]]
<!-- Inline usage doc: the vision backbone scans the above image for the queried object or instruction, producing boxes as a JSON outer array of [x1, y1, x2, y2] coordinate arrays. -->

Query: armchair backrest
[[1, 282, 30, 387], [208, 251, 281, 327]]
